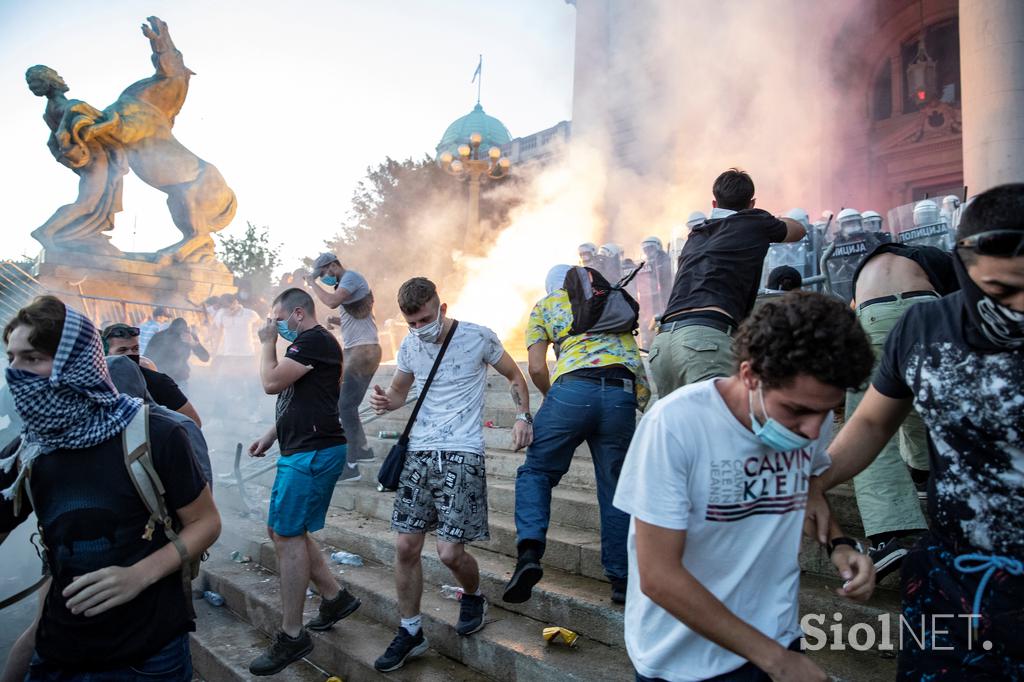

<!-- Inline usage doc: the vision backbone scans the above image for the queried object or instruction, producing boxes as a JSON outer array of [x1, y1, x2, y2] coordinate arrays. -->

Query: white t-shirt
[[336, 270, 379, 349], [613, 379, 832, 682], [395, 321, 504, 455], [214, 307, 261, 356]]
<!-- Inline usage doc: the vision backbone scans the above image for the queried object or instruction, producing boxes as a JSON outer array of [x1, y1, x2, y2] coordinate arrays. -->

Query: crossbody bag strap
[[399, 320, 460, 444]]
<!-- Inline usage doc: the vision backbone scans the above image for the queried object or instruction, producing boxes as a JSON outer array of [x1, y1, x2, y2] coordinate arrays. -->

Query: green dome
[[435, 103, 512, 159]]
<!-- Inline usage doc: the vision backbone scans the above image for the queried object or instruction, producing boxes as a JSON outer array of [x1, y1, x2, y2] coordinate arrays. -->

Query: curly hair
[[734, 291, 873, 391]]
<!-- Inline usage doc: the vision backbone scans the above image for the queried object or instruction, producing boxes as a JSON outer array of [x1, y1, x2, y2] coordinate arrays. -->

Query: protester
[[615, 292, 875, 681], [807, 184, 1024, 679], [145, 318, 210, 391], [845, 239, 959, 579], [107, 355, 213, 486], [138, 306, 171, 354], [306, 251, 382, 466], [650, 169, 806, 395], [244, 288, 360, 675], [504, 264, 649, 606], [0, 296, 219, 680], [766, 265, 802, 292], [211, 293, 262, 421], [102, 323, 203, 427], [369, 277, 533, 672]]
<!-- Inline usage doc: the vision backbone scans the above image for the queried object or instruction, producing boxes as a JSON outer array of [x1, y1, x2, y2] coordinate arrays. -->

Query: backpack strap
[[122, 406, 195, 616]]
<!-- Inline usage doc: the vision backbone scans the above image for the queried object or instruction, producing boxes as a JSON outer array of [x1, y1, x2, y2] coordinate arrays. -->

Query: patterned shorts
[[391, 450, 489, 543]]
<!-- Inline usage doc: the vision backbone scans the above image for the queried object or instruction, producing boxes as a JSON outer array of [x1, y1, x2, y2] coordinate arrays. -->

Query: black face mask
[[953, 251, 1024, 351], [126, 353, 141, 365]]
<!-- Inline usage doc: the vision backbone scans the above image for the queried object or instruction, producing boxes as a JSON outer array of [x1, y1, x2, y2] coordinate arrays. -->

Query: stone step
[[218, 511, 622, 648], [205, 529, 633, 681], [212, 511, 899, 680], [199, 554, 492, 681], [190, 598, 326, 681]]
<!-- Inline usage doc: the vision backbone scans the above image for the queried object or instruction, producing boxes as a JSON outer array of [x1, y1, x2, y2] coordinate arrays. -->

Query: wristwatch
[[828, 536, 864, 556], [515, 412, 533, 425]]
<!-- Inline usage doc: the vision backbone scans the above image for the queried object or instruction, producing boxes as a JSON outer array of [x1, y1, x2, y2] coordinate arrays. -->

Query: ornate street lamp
[[439, 132, 511, 253]]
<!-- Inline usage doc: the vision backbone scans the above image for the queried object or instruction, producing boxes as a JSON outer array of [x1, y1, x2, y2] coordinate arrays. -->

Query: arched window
[[901, 19, 960, 114], [872, 59, 893, 121]]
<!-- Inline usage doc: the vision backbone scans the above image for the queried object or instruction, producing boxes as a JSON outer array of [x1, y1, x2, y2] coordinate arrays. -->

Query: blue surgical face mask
[[409, 303, 443, 343], [748, 385, 812, 452], [277, 312, 299, 342], [321, 274, 338, 288]]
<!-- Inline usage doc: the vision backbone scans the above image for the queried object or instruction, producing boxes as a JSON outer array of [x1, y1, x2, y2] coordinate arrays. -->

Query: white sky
[[0, 0, 576, 270]]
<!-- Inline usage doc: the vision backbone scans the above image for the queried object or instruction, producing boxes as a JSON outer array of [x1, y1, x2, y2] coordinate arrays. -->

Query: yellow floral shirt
[[526, 289, 651, 410]]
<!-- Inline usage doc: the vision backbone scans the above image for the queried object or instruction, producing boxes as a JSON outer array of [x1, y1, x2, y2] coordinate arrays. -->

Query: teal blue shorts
[[267, 444, 347, 537]]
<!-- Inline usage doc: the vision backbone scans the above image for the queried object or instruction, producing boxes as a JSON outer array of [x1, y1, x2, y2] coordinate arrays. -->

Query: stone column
[[959, 0, 1024, 192]]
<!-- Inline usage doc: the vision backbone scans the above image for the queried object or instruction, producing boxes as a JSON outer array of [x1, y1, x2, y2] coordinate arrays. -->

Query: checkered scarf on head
[[0, 305, 142, 502]]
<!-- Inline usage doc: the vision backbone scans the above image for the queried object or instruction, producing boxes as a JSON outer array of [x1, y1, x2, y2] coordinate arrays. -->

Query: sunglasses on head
[[957, 230, 1024, 257], [102, 325, 140, 340]]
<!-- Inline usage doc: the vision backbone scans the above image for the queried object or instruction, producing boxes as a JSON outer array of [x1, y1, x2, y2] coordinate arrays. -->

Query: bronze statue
[[27, 17, 236, 263]]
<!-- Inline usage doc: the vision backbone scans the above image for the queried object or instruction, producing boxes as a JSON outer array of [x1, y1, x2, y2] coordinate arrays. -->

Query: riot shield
[[824, 231, 892, 304], [760, 239, 812, 290], [887, 201, 955, 250]]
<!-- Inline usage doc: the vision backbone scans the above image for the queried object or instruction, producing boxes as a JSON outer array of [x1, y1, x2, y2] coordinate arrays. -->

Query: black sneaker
[[455, 593, 488, 636], [306, 588, 361, 631], [249, 629, 313, 676], [869, 535, 919, 581], [502, 557, 543, 604], [348, 447, 376, 462], [610, 577, 627, 605], [374, 627, 429, 672]]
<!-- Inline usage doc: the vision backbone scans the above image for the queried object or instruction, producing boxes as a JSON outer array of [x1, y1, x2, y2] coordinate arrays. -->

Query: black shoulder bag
[[376, 320, 459, 492]]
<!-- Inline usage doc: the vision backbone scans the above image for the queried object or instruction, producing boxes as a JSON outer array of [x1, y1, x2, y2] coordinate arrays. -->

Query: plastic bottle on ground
[[330, 551, 364, 566], [203, 590, 225, 607]]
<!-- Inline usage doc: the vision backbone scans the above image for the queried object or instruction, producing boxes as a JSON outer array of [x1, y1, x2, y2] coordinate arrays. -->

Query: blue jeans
[[27, 632, 192, 681], [514, 376, 637, 580]]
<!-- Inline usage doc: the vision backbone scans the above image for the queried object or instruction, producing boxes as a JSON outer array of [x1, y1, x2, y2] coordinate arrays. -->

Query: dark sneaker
[[455, 593, 488, 636], [249, 629, 313, 676], [306, 588, 361, 631], [869, 535, 920, 581], [610, 577, 627, 605], [338, 463, 361, 484], [374, 627, 429, 672], [348, 447, 376, 463], [502, 557, 543, 604]]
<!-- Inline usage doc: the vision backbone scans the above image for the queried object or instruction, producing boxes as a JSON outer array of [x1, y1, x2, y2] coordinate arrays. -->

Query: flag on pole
[[471, 55, 482, 83]]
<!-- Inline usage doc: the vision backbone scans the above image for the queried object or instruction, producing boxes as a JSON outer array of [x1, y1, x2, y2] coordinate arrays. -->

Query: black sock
[[909, 467, 929, 485]]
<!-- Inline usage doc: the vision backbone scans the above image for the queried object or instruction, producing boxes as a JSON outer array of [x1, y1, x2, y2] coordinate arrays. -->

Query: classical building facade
[[569, 0, 1022, 235]]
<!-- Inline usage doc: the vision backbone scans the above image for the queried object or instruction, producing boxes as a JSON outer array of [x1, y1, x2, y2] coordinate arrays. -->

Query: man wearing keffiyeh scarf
[[0, 295, 220, 681], [1, 301, 141, 505]]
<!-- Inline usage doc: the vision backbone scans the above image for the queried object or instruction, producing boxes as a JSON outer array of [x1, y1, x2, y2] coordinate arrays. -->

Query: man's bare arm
[[816, 387, 912, 490], [306, 279, 351, 309], [527, 342, 551, 395], [779, 217, 807, 243]]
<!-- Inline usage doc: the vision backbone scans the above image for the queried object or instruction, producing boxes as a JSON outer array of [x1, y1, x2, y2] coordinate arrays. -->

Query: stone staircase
[[192, 363, 903, 681]]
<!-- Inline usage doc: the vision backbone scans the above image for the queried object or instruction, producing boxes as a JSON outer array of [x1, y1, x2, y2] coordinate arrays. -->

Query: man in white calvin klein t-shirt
[[614, 292, 877, 682]]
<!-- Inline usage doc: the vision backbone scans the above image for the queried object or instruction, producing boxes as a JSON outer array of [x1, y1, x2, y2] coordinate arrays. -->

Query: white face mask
[[409, 303, 443, 343]]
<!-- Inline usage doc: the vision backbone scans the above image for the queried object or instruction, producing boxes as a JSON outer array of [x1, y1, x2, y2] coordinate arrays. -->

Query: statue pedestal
[[34, 248, 236, 311]]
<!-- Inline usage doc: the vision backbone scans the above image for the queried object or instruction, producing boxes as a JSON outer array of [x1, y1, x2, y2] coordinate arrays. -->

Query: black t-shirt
[[852, 242, 959, 295], [874, 293, 1024, 556], [0, 412, 206, 669], [140, 366, 188, 411], [276, 325, 346, 455], [663, 209, 788, 323]]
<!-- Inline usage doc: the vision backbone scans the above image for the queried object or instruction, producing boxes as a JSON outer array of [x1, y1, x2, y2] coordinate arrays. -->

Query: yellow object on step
[[542, 626, 578, 647]]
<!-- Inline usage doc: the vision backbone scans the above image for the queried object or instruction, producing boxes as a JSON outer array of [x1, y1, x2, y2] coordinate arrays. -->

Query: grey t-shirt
[[396, 321, 505, 455], [336, 270, 379, 349]]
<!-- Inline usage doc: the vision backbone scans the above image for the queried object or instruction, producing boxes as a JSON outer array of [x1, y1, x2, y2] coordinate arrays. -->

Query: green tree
[[216, 221, 281, 298]]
